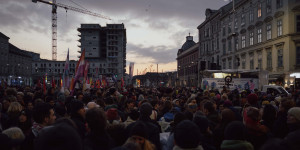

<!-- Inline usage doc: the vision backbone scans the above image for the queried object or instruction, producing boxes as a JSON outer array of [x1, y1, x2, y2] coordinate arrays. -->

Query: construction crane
[[32, 0, 111, 61]]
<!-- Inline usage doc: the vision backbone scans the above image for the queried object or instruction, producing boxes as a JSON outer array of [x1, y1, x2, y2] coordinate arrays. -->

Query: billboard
[[202, 78, 259, 91]]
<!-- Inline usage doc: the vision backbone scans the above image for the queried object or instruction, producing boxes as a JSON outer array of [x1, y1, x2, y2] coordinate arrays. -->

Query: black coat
[[273, 111, 289, 138], [84, 132, 114, 150], [71, 114, 86, 139]]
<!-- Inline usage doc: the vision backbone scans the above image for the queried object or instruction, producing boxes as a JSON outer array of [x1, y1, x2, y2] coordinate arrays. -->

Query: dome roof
[[181, 40, 196, 51], [181, 35, 196, 51]]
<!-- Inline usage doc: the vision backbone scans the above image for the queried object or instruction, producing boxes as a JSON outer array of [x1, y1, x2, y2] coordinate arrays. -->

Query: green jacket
[[221, 140, 254, 150]]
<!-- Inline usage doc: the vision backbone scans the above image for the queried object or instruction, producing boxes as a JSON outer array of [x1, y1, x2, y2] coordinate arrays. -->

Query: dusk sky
[[0, 0, 229, 75]]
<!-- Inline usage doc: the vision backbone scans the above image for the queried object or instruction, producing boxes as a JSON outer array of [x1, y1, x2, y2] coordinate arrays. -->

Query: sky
[[0, 0, 229, 75]]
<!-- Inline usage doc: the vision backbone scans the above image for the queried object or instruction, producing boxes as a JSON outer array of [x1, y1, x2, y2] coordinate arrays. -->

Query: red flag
[[52, 76, 56, 88], [71, 50, 85, 95], [37, 79, 41, 88], [121, 77, 124, 88], [70, 77, 75, 91], [43, 77, 46, 94]]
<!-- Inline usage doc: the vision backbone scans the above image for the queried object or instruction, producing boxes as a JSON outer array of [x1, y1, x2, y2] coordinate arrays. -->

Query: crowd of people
[[0, 85, 300, 150]]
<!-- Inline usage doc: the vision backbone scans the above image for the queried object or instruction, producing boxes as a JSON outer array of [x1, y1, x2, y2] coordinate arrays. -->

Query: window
[[278, 49, 283, 67], [234, 17, 238, 30], [257, 28, 262, 43], [241, 13, 245, 27], [258, 52, 262, 69], [228, 59, 232, 69], [277, 20, 283, 36], [250, 53, 254, 69], [266, 0, 272, 14], [242, 55, 246, 69], [228, 40, 232, 52], [267, 24, 272, 40], [297, 15, 300, 32], [223, 26, 226, 36], [223, 60, 226, 69], [258, 2, 262, 18], [276, 0, 283, 9], [267, 50, 272, 69], [297, 47, 300, 65], [250, 9, 254, 22], [235, 37, 239, 51], [241, 35, 246, 48], [223, 43, 226, 55], [250, 31, 254, 46], [228, 23, 232, 34]]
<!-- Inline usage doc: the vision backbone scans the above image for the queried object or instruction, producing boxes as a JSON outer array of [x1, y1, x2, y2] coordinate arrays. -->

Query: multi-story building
[[0, 32, 9, 78], [177, 35, 199, 87], [0, 32, 39, 85], [78, 24, 127, 80], [31, 59, 77, 82], [198, 0, 300, 89]]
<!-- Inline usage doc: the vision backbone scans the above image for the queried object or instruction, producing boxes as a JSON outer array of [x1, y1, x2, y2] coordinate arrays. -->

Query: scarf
[[32, 122, 44, 137]]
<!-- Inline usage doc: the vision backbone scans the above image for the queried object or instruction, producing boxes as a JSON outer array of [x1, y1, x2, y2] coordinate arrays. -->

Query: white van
[[261, 85, 290, 97]]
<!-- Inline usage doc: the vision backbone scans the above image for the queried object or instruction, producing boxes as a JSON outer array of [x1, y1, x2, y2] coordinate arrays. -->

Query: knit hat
[[224, 100, 233, 107], [174, 120, 201, 149], [247, 94, 258, 105], [288, 107, 300, 121], [262, 100, 270, 105], [34, 123, 82, 150], [224, 121, 247, 140], [129, 121, 148, 138], [106, 108, 119, 121], [193, 115, 209, 133], [139, 102, 153, 117]]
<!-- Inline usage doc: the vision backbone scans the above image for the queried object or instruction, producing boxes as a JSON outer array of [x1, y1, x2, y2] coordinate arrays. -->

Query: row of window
[[222, 49, 283, 70], [203, 0, 284, 39], [220, 20, 282, 55], [34, 63, 108, 68], [178, 53, 198, 66]]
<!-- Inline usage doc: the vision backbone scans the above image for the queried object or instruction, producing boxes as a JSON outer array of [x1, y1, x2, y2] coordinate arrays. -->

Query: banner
[[201, 78, 259, 91]]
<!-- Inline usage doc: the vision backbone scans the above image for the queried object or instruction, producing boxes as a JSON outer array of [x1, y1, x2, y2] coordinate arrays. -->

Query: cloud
[[0, 0, 228, 68], [127, 43, 178, 64]]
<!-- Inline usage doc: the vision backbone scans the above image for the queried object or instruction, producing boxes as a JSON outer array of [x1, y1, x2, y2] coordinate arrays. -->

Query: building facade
[[0, 32, 39, 85], [177, 35, 199, 87], [198, 0, 300, 89], [78, 24, 127, 81], [31, 59, 77, 83]]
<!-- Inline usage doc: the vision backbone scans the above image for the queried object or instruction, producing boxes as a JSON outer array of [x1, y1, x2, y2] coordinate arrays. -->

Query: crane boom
[[32, 0, 111, 60], [33, 0, 111, 20]]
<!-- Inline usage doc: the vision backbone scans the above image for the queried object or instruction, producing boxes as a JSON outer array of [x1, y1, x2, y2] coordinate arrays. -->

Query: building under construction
[[77, 23, 127, 80]]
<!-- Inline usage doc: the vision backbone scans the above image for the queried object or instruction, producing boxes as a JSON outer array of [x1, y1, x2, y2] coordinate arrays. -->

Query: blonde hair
[[2, 127, 25, 141], [125, 137, 156, 150], [7, 102, 23, 113]]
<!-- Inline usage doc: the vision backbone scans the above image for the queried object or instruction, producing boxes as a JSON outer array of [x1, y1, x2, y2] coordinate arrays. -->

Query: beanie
[[129, 121, 148, 138], [193, 116, 209, 133], [288, 107, 300, 121], [224, 121, 246, 140], [247, 94, 258, 105], [174, 120, 201, 149], [139, 102, 153, 117]]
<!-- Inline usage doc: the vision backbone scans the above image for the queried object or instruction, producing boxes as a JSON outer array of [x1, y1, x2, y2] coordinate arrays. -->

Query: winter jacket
[[221, 140, 254, 150]]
